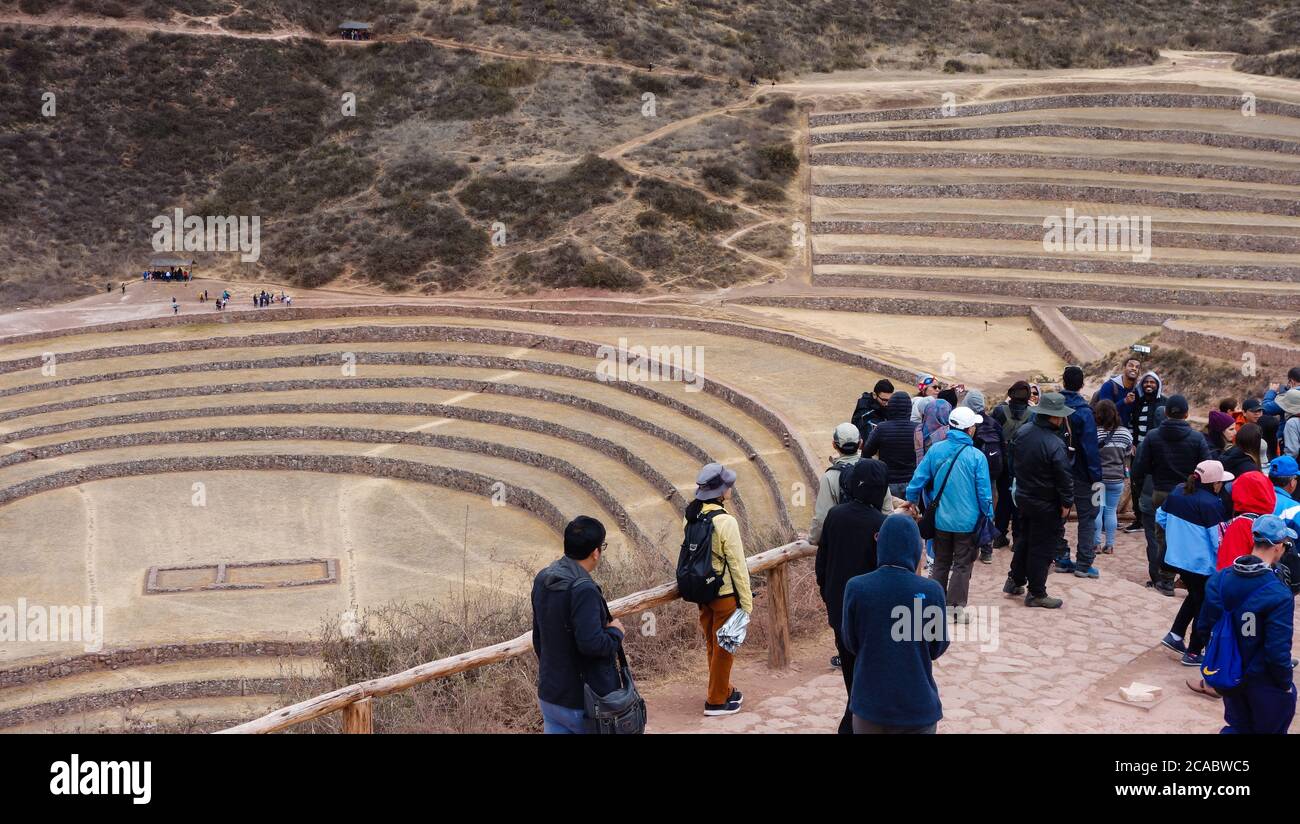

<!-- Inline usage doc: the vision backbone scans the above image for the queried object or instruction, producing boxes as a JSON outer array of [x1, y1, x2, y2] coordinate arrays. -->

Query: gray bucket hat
[[695, 462, 737, 501], [1030, 391, 1071, 418]]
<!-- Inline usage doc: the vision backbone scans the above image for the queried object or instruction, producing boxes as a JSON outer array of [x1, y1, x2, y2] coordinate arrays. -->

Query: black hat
[[1166, 394, 1189, 417]]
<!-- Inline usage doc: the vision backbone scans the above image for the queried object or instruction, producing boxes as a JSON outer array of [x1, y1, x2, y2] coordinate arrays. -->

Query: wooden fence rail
[[218, 540, 815, 734]]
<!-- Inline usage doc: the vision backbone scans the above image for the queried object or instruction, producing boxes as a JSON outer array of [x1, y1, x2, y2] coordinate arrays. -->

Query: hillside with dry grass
[[2, 0, 1298, 307]]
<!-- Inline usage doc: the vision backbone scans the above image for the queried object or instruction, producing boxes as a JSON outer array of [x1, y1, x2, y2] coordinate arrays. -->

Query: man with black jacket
[[1129, 395, 1211, 596], [863, 390, 925, 501], [816, 458, 890, 734], [531, 516, 625, 734], [851, 379, 895, 440], [1004, 392, 1074, 609]]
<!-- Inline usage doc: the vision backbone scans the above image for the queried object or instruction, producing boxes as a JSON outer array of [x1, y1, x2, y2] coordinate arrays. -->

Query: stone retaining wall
[[0, 358, 789, 530], [809, 151, 1300, 186], [0, 452, 571, 541], [0, 677, 308, 730], [812, 183, 1300, 217], [1159, 320, 1300, 372], [0, 319, 822, 495], [808, 124, 1300, 156], [0, 426, 668, 553], [0, 641, 318, 689], [808, 93, 1300, 126], [811, 252, 1300, 283], [812, 221, 1300, 255], [809, 272, 1282, 311], [731, 294, 1178, 325]]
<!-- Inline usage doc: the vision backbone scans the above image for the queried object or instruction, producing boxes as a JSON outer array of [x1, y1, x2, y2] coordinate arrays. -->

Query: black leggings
[[1170, 571, 1209, 654]]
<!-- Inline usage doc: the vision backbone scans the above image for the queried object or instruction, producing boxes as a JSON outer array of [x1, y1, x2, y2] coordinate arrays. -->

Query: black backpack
[[676, 507, 731, 604]]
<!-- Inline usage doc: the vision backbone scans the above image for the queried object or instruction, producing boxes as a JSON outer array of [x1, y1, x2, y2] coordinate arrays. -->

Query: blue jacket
[[1198, 555, 1294, 688], [842, 515, 948, 727], [1263, 387, 1287, 417], [1062, 389, 1102, 483], [906, 429, 993, 533], [1093, 375, 1139, 425], [1157, 483, 1228, 577], [1275, 485, 1300, 534]]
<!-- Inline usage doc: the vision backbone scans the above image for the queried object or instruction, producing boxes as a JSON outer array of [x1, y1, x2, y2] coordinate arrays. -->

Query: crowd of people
[[528, 354, 1300, 735]]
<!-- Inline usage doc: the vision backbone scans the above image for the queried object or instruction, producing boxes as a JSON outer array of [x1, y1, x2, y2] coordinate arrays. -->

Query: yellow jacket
[[700, 502, 752, 612]]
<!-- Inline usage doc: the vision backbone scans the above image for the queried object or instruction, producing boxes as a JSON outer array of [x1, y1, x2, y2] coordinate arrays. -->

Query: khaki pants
[[698, 595, 738, 706]]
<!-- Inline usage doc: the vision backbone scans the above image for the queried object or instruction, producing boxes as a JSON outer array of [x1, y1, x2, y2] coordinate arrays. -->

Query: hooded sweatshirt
[[1094, 372, 1141, 423], [921, 399, 952, 451], [863, 391, 925, 484], [841, 515, 948, 727], [1199, 554, 1294, 688], [816, 459, 889, 632], [1157, 481, 1229, 577], [1216, 472, 1277, 570], [1129, 371, 1166, 446], [531, 555, 624, 709]]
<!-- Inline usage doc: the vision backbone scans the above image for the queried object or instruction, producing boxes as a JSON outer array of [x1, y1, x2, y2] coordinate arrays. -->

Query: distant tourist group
[[531, 357, 1300, 734]]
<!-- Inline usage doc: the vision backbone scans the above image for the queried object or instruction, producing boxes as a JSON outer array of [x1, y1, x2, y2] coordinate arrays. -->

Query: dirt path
[[0, 11, 726, 81], [645, 528, 1291, 733]]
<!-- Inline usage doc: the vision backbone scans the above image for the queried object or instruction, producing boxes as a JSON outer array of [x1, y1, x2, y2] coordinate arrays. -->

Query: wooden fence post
[[766, 564, 791, 670], [342, 697, 373, 734]]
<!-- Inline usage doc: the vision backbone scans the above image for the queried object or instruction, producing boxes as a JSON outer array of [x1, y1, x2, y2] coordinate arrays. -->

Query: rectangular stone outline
[[145, 557, 338, 594]]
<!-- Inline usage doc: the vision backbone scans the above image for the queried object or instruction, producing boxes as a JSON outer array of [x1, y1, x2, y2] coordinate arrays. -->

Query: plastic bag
[[717, 609, 751, 653]]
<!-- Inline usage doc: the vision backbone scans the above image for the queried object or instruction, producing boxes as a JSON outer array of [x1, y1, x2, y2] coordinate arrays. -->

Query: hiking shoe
[[830, 656, 841, 669], [1053, 558, 1075, 574], [1002, 577, 1026, 597], [704, 700, 742, 716], [1123, 522, 1143, 534], [1073, 566, 1100, 579], [992, 535, 1010, 549], [952, 606, 971, 624], [1181, 652, 1205, 667], [979, 550, 993, 565], [1024, 594, 1063, 609], [1146, 581, 1176, 597], [1161, 632, 1188, 655], [728, 689, 744, 705]]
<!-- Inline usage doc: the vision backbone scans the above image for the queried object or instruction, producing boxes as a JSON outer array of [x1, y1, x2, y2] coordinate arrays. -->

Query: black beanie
[[1063, 366, 1084, 392], [873, 379, 895, 395]]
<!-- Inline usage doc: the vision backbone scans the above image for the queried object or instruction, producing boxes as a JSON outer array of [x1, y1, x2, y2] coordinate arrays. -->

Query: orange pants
[[698, 595, 738, 705]]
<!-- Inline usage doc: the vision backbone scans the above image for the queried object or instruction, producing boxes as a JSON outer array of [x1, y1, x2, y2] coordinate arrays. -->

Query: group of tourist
[[142, 267, 190, 282], [529, 355, 1300, 735]]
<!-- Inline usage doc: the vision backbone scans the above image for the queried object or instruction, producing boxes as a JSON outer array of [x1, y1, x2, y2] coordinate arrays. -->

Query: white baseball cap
[[948, 407, 983, 430], [833, 422, 861, 446]]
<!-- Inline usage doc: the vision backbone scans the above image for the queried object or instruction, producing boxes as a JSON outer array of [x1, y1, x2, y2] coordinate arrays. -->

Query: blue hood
[[877, 514, 923, 571]]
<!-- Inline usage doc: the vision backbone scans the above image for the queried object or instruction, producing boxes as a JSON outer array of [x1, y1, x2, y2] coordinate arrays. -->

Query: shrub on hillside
[[700, 162, 742, 194], [635, 178, 736, 231], [377, 155, 468, 198]]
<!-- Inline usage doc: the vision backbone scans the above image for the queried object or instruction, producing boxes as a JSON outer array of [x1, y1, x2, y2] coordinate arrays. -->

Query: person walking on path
[[1004, 392, 1074, 609], [816, 458, 889, 734], [808, 422, 862, 545], [991, 380, 1034, 548], [1092, 355, 1143, 424], [1130, 394, 1210, 596], [841, 514, 949, 734], [863, 390, 924, 502], [530, 516, 624, 734], [1056, 366, 1103, 578], [963, 390, 1005, 564], [1196, 515, 1297, 734], [1215, 471, 1277, 571], [905, 406, 993, 624], [1093, 398, 1133, 556], [685, 463, 752, 717], [1158, 461, 1232, 668]]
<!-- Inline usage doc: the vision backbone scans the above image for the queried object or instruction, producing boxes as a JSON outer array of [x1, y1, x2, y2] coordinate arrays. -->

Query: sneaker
[[1073, 566, 1100, 579], [1123, 522, 1143, 534], [992, 535, 1010, 549], [952, 606, 971, 624], [1181, 652, 1204, 667], [1146, 581, 1176, 597], [1002, 577, 1026, 597], [1053, 558, 1075, 574], [1025, 594, 1064, 609], [728, 689, 744, 705], [704, 700, 742, 716], [830, 656, 841, 669], [1160, 632, 1188, 655], [979, 550, 993, 565]]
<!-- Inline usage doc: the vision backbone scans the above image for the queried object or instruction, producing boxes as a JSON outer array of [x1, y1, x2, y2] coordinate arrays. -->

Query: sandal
[[1186, 678, 1221, 700]]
